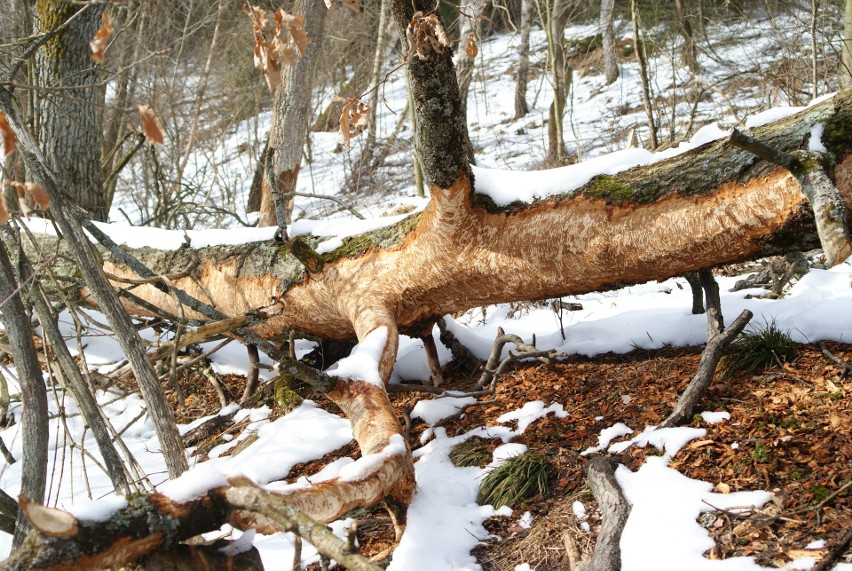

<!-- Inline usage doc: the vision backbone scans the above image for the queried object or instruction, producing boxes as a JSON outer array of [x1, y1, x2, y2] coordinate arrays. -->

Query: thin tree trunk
[[0, 239, 48, 548], [362, 0, 392, 164], [18, 260, 132, 495], [674, 0, 699, 74], [843, 0, 852, 87], [258, 0, 328, 228], [631, 0, 658, 149], [811, 0, 820, 99], [33, 2, 108, 220], [177, 0, 225, 178], [406, 68, 425, 198], [514, 0, 534, 118], [455, 6, 480, 115], [600, 0, 619, 85], [546, 0, 573, 164]]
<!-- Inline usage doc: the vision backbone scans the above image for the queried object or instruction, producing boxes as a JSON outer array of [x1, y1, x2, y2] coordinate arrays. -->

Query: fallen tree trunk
[[94, 90, 852, 343]]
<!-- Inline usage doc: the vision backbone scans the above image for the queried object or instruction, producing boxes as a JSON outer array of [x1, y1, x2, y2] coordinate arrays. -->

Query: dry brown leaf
[[337, 97, 370, 147], [11, 181, 49, 218], [341, 0, 360, 13], [714, 482, 731, 494], [283, 14, 310, 56], [137, 104, 164, 145], [0, 112, 15, 156], [246, 5, 309, 92], [0, 195, 8, 226], [89, 10, 113, 63], [406, 11, 450, 61], [465, 30, 478, 59]]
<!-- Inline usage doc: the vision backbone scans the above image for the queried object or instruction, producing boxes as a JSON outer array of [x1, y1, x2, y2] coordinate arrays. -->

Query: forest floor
[[162, 339, 851, 570]]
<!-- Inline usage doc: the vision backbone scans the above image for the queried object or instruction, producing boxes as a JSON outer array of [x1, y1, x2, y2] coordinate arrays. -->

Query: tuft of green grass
[[719, 320, 796, 379], [751, 443, 770, 463], [449, 437, 492, 468], [477, 453, 550, 508]]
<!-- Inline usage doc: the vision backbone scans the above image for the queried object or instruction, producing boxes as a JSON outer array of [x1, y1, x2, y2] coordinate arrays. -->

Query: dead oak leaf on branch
[[0, 195, 8, 226], [246, 5, 309, 93], [0, 112, 15, 155], [137, 104, 164, 145], [337, 97, 370, 147], [10, 181, 49, 219], [465, 30, 478, 59], [405, 11, 450, 61], [89, 10, 113, 63]]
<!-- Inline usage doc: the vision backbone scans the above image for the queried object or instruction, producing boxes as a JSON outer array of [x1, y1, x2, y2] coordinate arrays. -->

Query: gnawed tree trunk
[[6, 0, 852, 563]]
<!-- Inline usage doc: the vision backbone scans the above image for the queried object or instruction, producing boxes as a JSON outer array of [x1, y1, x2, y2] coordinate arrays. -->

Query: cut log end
[[19, 496, 77, 538]]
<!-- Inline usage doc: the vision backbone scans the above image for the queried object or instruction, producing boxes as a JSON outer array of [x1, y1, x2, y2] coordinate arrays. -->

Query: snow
[[496, 401, 567, 434], [618, 456, 773, 571], [411, 395, 476, 426], [701, 411, 731, 424], [325, 326, 388, 387], [809, 123, 828, 153]]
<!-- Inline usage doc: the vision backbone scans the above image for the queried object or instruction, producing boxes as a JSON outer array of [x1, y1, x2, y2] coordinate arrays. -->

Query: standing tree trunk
[[600, 0, 619, 85], [0, 239, 48, 549], [631, 0, 658, 149], [811, 0, 820, 99], [455, 4, 481, 115], [674, 0, 699, 74], [514, 0, 534, 118], [843, 0, 852, 87], [257, 0, 328, 229], [546, 0, 573, 164], [33, 2, 108, 220]]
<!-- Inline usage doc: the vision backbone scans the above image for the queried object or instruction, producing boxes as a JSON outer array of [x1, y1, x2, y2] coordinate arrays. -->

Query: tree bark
[[0, 239, 48, 548], [600, 0, 619, 85], [843, 0, 852, 88], [256, 0, 328, 229], [631, 0, 657, 149], [582, 456, 631, 571], [674, 0, 699, 74], [546, 0, 573, 164], [33, 1, 108, 220], [514, 0, 534, 118]]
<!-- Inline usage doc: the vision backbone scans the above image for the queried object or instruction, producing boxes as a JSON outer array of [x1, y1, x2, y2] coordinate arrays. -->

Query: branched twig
[[661, 309, 753, 427], [812, 528, 852, 571], [476, 327, 565, 390], [819, 342, 852, 378]]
